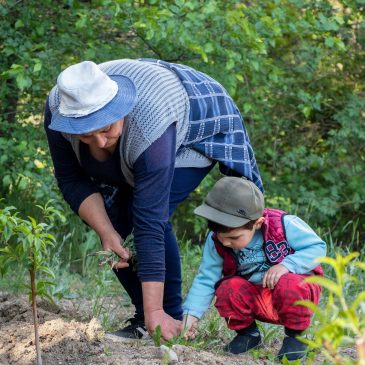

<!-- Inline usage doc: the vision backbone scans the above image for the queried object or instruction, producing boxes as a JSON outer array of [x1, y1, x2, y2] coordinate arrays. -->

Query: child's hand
[[262, 264, 289, 289], [182, 314, 199, 340]]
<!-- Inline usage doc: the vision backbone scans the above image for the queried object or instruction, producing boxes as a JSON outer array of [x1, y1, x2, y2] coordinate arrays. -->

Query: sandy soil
[[0, 292, 354, 365]]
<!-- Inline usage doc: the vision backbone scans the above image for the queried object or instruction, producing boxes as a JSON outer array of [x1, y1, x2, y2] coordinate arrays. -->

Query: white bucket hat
[[49, 61, 137, 134]]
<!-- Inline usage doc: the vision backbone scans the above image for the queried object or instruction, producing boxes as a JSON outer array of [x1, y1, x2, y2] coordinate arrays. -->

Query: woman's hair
[[207, 219, 258, 233]]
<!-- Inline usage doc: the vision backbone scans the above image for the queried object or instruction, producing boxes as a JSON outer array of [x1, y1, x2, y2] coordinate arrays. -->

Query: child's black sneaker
[[278, 335, 307, 361], [110, 315, 148, 339], [224, 333, 261, 354]]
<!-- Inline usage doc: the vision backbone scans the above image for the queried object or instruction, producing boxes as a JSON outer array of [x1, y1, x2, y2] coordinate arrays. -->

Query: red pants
[[215, 274, 321, 331]]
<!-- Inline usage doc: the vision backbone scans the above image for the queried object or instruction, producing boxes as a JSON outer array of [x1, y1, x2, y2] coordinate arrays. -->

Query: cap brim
[[194, 203, 250, 228], [48, 75, 137, 134]]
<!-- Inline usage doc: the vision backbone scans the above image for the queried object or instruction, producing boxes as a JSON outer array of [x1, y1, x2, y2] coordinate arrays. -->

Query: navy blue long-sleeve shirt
[[44, 100, 176, 282]]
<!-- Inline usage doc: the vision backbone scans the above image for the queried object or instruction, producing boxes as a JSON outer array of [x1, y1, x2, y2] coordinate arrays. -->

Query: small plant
[[150, 325, 181, 364], [297, 252, 365, 365], [88, 249, 121, 269], [103, 344, 113, 356], [0, 201, 63, 365], [88, 231, 137, 270], [282, 356, 302, 365], [122, 232, 137, 258], [151, 325, 163, 347]]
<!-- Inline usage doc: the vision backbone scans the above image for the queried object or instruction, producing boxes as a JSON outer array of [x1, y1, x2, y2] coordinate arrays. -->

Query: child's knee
[[274, 273, 320, 304], [215, 277, 256, 322], [215, 276, 252, 298]]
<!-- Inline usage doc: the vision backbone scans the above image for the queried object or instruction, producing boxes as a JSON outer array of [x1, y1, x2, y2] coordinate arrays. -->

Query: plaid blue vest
[[141, 59, 264, 192]]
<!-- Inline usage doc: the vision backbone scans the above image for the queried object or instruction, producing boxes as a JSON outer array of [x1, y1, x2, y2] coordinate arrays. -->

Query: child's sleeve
[[182, 232, 223, 319], [281, 215, 327, 274]]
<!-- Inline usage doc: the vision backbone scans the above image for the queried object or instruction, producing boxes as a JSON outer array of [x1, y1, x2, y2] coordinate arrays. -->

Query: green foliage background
[[0, 0, 364, 242]]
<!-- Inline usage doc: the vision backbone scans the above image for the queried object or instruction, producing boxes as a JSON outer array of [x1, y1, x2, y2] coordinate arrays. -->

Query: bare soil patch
[[0, 293, 336, 365]]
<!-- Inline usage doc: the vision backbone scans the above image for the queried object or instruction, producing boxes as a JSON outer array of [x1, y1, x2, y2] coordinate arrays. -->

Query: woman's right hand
[[77, 193, 130, 269], [101, 230, 130, 269]]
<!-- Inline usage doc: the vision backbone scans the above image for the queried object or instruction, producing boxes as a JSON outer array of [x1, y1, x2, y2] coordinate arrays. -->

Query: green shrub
[[1, 0, 363, 243], [298, 252, 365, 364]]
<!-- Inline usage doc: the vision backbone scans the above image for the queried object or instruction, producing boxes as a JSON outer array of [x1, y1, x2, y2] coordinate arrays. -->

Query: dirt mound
[[0, 293, 266, 365]]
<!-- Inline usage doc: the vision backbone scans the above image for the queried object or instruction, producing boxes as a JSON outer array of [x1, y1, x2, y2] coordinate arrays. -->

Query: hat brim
[[48, 75, 137, 134], [194, 203, 251, 228]]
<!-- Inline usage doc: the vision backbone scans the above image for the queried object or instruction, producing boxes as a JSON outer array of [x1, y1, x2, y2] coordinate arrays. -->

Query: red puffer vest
[[213, 208, 323, 278]]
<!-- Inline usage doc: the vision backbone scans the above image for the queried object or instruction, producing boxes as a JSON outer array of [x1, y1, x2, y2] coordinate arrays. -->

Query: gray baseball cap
[[194, 177, 264, 228]]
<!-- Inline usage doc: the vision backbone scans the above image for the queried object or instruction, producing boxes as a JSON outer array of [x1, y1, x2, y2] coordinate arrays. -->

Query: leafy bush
[[0, 0, 364, 243], [299, 252, 365, 364]]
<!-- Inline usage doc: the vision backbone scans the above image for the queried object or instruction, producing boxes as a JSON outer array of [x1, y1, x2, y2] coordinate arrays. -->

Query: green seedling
[[88, 250, 121, 269], [151, 325, 163, 347], [151, 326, 179, 365], [88, 232, 137, 269], [103, 344, 113, 356], [0, 201, 63, 365], [122, 232, 136, 257]]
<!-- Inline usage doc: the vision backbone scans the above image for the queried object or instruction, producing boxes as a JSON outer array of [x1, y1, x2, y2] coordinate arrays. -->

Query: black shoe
[[224, 333, 262, 354], [111, 316, 148, 339], [278, 336, 307, 361]]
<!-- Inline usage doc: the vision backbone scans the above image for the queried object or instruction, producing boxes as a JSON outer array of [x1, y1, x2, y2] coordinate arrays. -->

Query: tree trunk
[[1, 78, 19, 128], [30, 266, 42, 365]]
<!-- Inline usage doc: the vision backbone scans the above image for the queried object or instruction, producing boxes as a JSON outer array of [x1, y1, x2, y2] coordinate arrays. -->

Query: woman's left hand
[[262, 264, 289, 289], [145, 309, 182, 340]]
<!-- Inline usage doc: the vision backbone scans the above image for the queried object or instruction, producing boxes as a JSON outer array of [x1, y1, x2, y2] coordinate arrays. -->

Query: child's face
[[216, 218, 264, 250]]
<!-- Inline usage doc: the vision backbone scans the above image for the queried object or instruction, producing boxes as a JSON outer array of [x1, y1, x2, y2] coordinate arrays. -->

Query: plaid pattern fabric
[[140, 59, 263, 192], [215, 274, 322, 330]]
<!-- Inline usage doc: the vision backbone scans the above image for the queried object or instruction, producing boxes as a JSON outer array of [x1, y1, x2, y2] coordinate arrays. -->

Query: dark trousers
[[105, 165, 214, 320]]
